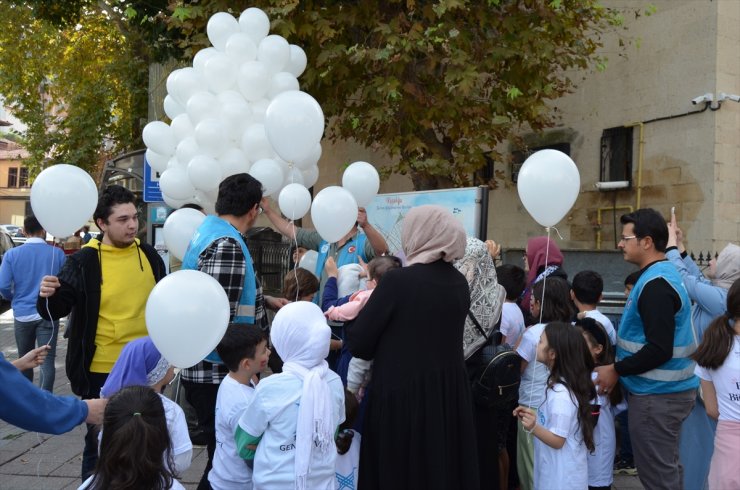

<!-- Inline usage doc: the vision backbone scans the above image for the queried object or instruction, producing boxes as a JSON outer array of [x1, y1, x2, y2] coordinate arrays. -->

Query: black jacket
[[38, 242, 166, 397]]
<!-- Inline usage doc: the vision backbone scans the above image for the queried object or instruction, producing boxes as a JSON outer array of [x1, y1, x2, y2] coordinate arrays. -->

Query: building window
[[511, 143, 571, 183], [19, 167, 29, 187], [7, 167, 18, 187], [600, 127, 633, 184]]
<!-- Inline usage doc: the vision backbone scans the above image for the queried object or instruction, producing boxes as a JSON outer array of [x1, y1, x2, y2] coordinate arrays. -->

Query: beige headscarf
[[402, 205, 467, 266], [713, 243, 740, 290]]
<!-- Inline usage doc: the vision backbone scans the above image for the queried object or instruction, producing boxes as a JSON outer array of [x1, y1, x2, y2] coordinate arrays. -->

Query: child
[[691, 278, 740, 490], [515, 277, 574, 490], [208, 324, 271, 490], [283, 267, 319, 302], [576, 317, 617, 490], [514, 322, 596, 490], [571, 271, 616, 344], [80, 385, 185, 489], [335, 387, 361, 490], [325, 255, 402, 396], [623, 270, 641, 296], [497, 264, 527, 347], [235, 301, 346, 489], [99, 337, 191, 475]]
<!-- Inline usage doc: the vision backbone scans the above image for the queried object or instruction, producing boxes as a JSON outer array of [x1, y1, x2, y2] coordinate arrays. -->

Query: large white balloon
[[162, 193, 191, 210], [295, 143, 322, 170], [249, 158, 284, 196], [267, 72, 299, 99], [159, 167, 196, 200], [225, 32, 257, 64], [175, 137, 201, 165], [342, 161, 380, 207], [162, 208, 206, 261], [239, 8, 270, 45], [257, 35, 290, 73], [146, 270, 231, 368], [310, 186, 358, 243], [298, 250, 318, 277], [264, 91, 324, 163], [192, 47, 218, 74], [278, 183, 311, 220], [250, 98, 270, 123], [207, 12, 240, 51], [163, 95, 185, 119], [186, 91, 221, 124], [143, 121, 176, 156], [301, 165, 320, 188], [203, 52, 237, 93], [194, 118, 228, 158], [145, 149, 170, 173], [237, 61, 270, 101], [218, 92, 252, 142], [188, 154, 222, 192], [241, 123, 274, 161], [517, 149, 581, 227], [282, 166, 305, 188], [286, 44, 307, 77], [168, 68, 206, 106], [218, 148, 251, 177], [170, 114, 195, 142], [30, 164, 98, 238]]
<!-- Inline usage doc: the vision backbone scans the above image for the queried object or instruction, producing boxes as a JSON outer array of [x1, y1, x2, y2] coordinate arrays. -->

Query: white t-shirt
[[501, 302, 525, 347], [583, 309, 616, 345], [209, 375, 255, 490], [695, 336, 740, 422], [335, 430, 361, 490], [588, 372, 615, 487], [78, 475, 186, 490], [534, 383, 588, 490], [240, 371, 346, 490], [517, 323, 550, 409]]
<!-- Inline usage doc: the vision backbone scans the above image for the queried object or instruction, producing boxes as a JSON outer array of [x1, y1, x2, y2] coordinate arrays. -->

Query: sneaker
[[613, 458, 637, 476]]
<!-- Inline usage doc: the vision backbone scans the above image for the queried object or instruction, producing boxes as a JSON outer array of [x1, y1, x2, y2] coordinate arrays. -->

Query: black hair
[[87, 385, 175, 490], [620, 208, 668, 252], [531, 277, 574, 323], [497, 264, 527, 301], [543, 322, 597, 452], [692, 278, 740, 370], [572, 270, 604, 305], [23, 215, 43, 235], [336, 388, 359, 455], [367, 255, 402, 284], [93, 185, 136, 224], [216, 324, 268, 373], [283, 268, 320, 301], [215, 173, 263, 217], [180, 203, 204, 211], [624, 270, 642, 288]]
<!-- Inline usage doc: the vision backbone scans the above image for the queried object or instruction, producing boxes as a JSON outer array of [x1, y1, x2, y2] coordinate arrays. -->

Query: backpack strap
[[468, 310, 503, 349], [467, 310, 488, 338]]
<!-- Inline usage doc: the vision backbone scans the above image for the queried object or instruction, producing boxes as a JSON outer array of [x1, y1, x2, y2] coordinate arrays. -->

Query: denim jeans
[[14, 317, 58, 392]]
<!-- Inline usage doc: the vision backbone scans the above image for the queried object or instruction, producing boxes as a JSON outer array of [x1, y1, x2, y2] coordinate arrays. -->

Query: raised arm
[[357, 208, 388, 256], [261, 197, 299, 239]]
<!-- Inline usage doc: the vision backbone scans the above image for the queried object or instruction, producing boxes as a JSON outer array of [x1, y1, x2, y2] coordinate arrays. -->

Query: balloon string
[[40, 241, 58, 393], [289, 220, 300, 303]]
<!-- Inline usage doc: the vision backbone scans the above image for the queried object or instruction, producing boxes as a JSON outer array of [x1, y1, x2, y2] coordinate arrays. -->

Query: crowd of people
[[1, 176, 739, 490]]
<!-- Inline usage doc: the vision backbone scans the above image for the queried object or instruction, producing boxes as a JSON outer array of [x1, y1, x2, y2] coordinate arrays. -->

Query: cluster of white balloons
[[142, 7, 323, 215]]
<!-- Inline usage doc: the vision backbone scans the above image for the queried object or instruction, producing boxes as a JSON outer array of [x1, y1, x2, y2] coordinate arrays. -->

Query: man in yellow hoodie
[[38, 185, 166, 481]]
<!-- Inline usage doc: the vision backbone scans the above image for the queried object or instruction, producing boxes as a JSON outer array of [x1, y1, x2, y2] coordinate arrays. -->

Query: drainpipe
[[596, 205, 634, 250]]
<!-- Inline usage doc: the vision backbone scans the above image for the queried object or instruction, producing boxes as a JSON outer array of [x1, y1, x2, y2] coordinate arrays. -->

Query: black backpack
[[467, 311, 522, 409]]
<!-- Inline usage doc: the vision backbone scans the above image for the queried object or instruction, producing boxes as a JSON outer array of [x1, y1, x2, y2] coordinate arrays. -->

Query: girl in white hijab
[[236, 301, 345, 490]]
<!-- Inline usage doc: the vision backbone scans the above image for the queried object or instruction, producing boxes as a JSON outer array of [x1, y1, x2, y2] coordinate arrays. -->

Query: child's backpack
[[467, 311, 522, 409]]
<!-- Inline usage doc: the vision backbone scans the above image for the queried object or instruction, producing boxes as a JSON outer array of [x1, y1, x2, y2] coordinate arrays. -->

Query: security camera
[[718, 92, 740, 103], [691, 93, 714, 105]]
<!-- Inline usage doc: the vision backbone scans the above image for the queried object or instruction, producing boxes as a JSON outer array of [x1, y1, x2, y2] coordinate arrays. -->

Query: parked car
[[0, 231, 16, 311], [0, 224, 23, 237]]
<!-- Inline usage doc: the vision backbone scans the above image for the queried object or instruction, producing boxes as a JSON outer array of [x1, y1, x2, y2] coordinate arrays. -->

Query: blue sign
[[143, 158, 163, 203]]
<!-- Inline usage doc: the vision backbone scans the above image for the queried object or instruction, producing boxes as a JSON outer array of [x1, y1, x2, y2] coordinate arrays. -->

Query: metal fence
[[244, 227, 292, 297]]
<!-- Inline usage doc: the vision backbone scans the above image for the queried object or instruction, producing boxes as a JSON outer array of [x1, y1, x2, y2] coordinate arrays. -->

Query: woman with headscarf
[[667, 219, 740, 490], [520, 236, 568, 325], [99, 336, 192, 475], [235, 301, 346, 490], [346, 205, 479, 490]]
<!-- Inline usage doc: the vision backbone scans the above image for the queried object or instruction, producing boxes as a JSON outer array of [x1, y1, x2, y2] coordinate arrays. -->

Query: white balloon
[[239, 7, 270, 45], [267, 71, 299, 99], [163, 95, 185, 119], [241, 124, 274, 161], [257, 35, 290, 74], [237, 61, 270, 101], [264, 91, 324, 163], [168, 68, 206, 106], [30, 164, 98, 238], [204, 52, 237, 93], [159, 167, 196, 200], [206, 12, 240, 51], [218, 92, 252, 142], [282, 166, 305, 188], [342, 161, 380, 207], [186, 91, 220, 124], [194, 118, 228, 157], [166, 68, 182, 99], [295, 143, 321, 170], [517, 149, 581, 227], [225, 32, 257, 64], [218, 148, 251, 177], [162, 193, 191, 209], [278, 183, 311, 220], [175, 137, 201, 165], [250, 98, 269, 123], [286, 44, 308, 77], [170, 114, 195, 142], [301, 165, 320, 188], [143, 121, 176, 156], [192, 47, 218, 74], [249, 158, 284, 196], [298, 250, 318, 277], [146, 270, 231, 368], [310, 186, 358, 243], [167, 156, 184, 170], [145, 148, 170, 173], [162, 208, 206, 261], [188, 154, 223, 192]]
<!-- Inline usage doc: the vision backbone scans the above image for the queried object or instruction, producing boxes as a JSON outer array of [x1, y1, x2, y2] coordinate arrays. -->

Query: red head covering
[[521, 236, 564, 309]]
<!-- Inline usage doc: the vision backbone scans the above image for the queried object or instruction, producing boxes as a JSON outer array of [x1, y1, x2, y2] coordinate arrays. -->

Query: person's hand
[[513, 406, 536, 431], [593, 364, 619, 395], [485, 240, 501, 260], [39, 275, 61, 298], [84, 398, 107, 425], [357, 208, 368, 228], [325, 256, 338, 278], [667, 211, 686, 252], [265, 295, 289, 311], [358, 256, 369, 279], [13, 345, 50, 371]]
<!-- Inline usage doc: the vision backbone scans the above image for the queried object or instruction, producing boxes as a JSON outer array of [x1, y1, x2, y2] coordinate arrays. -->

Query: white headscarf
[[270, 301, 333, 490], [713, 243, 740, 290]]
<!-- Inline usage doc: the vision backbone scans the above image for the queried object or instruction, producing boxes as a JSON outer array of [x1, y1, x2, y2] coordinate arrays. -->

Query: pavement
[[0, 307, 644, 489]]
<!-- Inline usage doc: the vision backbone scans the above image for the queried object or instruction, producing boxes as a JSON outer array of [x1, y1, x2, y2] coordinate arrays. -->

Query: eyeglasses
[[258, 206, 263, 215], [619, 235, 638, 242]]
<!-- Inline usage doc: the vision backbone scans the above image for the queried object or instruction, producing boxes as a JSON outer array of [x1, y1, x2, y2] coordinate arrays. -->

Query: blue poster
[[143, 158, 163, 203]]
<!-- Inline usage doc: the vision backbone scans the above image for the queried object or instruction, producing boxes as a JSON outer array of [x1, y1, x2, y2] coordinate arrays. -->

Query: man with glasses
[[595, 208, 697, 490], [37, 184, 167, 480]]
